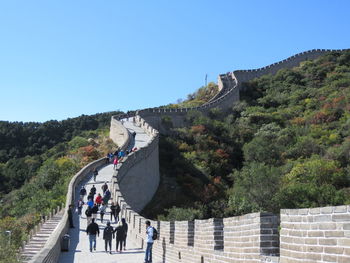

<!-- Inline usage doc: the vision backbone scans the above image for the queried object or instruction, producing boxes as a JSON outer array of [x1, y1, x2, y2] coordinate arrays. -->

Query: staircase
[[21, 209, 64, 262]]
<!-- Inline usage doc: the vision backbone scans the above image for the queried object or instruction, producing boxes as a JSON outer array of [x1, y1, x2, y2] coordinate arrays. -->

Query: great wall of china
[[26, 48, 350, 263]]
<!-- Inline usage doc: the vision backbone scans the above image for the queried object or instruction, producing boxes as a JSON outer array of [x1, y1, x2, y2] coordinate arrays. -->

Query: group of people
[[79, 184, 114, 224], [106, 148, 139, 169], [86, 217, 128, 253], [67, 147, 158, 262]]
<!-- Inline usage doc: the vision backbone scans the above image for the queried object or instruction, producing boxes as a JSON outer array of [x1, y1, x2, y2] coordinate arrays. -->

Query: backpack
[[152, 227, 158, 240]]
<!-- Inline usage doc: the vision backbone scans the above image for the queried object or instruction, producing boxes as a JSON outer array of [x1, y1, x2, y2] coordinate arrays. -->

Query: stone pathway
[[58, 118, 158, 263]]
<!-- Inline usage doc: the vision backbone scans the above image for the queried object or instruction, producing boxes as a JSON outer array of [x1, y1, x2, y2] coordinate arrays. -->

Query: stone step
[[21, 250, 38, 255]]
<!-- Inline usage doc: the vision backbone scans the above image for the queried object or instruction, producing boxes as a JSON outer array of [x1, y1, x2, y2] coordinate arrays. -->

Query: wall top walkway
[[58, 117, 155, 263]]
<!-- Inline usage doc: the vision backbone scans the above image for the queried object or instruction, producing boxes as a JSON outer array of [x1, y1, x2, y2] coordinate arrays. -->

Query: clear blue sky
[[0, 0, 349, 122]]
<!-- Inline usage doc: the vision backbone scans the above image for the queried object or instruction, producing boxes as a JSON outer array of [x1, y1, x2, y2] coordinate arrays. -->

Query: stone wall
[[110, 115, 131, 148], [232, 49, 341, 86], [280, 205, 350, 263], [113, 115, 160, 213], [29, 158, 107, 263], [113, 196, 280, 263], [138, 49, 348, 132]]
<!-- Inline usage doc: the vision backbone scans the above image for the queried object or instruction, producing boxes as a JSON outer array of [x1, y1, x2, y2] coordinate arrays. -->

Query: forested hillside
[[144, 50, 350, 221], [0, 112, 119, 196], [0, 111, 120, 262]]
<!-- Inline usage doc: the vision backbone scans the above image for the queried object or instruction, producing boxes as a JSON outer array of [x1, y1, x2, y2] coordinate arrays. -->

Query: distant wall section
[[112, 115, 160, 213]]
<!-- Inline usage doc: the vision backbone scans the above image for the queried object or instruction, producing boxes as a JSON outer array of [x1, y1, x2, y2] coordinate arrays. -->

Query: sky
[[0, 0, 349, 122]]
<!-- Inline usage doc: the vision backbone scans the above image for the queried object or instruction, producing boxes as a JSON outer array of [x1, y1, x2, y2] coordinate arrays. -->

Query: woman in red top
[[95, 193, 103, 207], [113, 157, 118, 170]]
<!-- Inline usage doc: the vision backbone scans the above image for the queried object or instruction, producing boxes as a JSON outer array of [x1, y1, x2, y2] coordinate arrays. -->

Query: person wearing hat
[[103, 221, 114, 254]]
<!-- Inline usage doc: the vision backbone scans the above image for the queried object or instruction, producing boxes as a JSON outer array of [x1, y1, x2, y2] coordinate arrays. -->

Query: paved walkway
[[59, 118, 155, 263]]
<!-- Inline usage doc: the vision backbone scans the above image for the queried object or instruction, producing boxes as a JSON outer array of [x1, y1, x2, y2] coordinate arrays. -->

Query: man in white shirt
[[145, 220, 154, 263]]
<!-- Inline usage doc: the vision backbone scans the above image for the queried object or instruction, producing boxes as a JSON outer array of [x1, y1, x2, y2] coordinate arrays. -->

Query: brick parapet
[[280, 205, 350, 263]]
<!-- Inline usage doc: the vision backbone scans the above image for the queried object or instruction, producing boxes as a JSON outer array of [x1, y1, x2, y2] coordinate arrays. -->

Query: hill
[[143, 50, 350, 220], [0, 111, 120, 262]]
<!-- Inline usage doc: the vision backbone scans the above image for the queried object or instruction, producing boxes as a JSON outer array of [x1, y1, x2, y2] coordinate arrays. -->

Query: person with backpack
[[86, 218, 100, 252], [144, 220, 157, 263], [103, 221, 114, 254], [121, 218, 128, 250]]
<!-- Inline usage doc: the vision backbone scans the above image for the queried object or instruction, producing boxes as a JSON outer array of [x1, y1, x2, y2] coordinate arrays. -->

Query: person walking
[[87, 198, 94, 209], [115, 202, 121, 222], [103, 189, 111, 205], [121, 218, 128, 250], [93, 168, 98, 182], [85, 206, 92, 225], [103, 221, 114, 254], [77, 199, 84, 216], [91, 203, 99, 221], [145, 220, 154, 263], [87, 191, 94, 203], [86, 218, 100, 252], [68, 204, 75, 228], [113, 157, 118, 170], [95, 193, 103, 207], [114, 222, 125, 253], [110, 202, 117, 222], [102, 182, 108, 194], [100, 202, 107, 223], [91, 185, 96, 195], [79, 186, 87, 201]]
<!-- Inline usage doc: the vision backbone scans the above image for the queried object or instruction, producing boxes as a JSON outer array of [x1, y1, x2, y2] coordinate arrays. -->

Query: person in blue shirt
[[144, 220, 154, 263]]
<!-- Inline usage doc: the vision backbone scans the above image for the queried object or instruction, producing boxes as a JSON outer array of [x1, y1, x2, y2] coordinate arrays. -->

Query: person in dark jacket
[[85, 206, 92, 225], [87, 191, 94, 203], [114, 222, 125, 252], [102, 182, 108, 194], [86, 218, 100, 252], [79, 186, 87, 201], [103, 189, 111, 204], [121, 218, 128, 250], [77, 199, 84, 216], [115, 203, 121, 222], [68, 204, 74, 228], [110, 202, 117, 222], [93, 168, 98, 181], [91, 203, 99, 221], [91, 185, 96, 195], [103, 221, 114, 254]]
